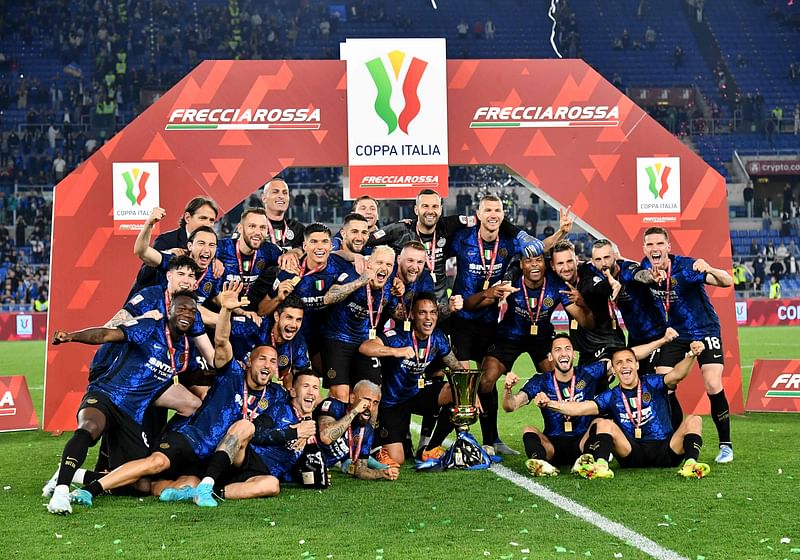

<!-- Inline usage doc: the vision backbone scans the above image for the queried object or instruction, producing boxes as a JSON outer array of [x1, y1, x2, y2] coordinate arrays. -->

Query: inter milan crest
[[499, 248, 508, 258], [203, 281, 213, 293], [279, 355, 290, 367], [255, 261, 265, 272], [642, 392, 652, 404], [576, 380, 586, 390], [543, 297, 555, 308], [285, 229, 295, 240], [327, 368, 336, 379]]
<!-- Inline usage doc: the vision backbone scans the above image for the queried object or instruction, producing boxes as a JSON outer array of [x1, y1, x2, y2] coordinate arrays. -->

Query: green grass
[[1, 328, 799, 559]]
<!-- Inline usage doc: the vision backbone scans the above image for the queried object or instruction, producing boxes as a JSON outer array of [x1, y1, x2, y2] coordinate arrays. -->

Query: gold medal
[[483, 280, 490, 291], [258, 398, 268, 410], [530, 324, 538, 336], [368, 328, 377, 340], [564, 420, 572, 433], [240, 296, 250, 307], [570, 319, 578, 330], [172, 375, 179, 386], [347, 462, 357, 475], [290, 276, 301, 286], [635, 427, 642, 439], [431, 272, 437, 283], [611, 319, 617, 330], [418, 377, 425, 389], [403, 320, 411, 331]]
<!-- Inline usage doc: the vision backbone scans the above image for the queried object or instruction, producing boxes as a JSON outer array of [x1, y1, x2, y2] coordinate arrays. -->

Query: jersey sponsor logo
[[146, 356, 177, 380], [166, 107, 321, 131], [470, 105, 620, 129]]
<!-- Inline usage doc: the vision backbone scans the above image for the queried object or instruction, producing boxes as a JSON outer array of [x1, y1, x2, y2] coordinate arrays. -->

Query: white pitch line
[[410, 422, 687, 560], [491, 464, 689, 560]]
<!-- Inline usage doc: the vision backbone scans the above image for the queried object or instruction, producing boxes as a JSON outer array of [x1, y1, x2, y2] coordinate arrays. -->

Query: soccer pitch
[[1, 326, 798, 560]]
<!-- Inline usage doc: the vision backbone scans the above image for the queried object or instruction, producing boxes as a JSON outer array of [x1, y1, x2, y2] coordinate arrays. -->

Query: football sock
[[426, 406, 454, 450], [708, 389, 731, 445], [57, 429, 94, 487], [204, 451, 232, 483], [683, 433, 703, 461], [522, 432, 546, 459], [84, 480, 104, 497], [477, 387, 499, 446], [587, 432, 613, 461]]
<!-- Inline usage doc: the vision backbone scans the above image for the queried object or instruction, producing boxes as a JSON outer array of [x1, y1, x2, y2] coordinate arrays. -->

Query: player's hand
[[559, 282, 581, 305], [293, 419, 316, 439], [52, 330, 72, 345], [395, 346, 416, 359], [692, 258, 711, 274], [211, 258, 225, 279], [240, 310, 262, 327], [603, 269, 622, 301], [663, 327, 679, 343], [650, 263, 666, 283], [219, 280, 244, 310], [505, 372, 519, 389], [383, 466, 400, 480], [360, 267, 376, 284], [487, 281, 519, 300], [278, 251, 301, 274], [147, 207, 166, 226], [448, 294, 463, 313], [138, 309, 164, 321], [558, 205, 574, 234], [533, 392, 551, 408], [391, 277, 406, 297], [276, 279, 296, 301], [167, 247, 188, 256], [689, 340, 705, 357], [353, 398, 371, 414], [352, 253, 367, 275]]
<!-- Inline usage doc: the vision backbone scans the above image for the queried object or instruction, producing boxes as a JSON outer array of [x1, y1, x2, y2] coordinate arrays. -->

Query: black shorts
[[154, 431, 207, 480], [628, 336, 663, 376], [221, 447, 273, 485], [321, 338, 382, 388], [656, 337, 724, 368], [378, 381, 446, 445], [487, 336, 551, 372], [322, 338, 381, 388], [450, 319, 495, 364], [548, 435, 584, 466], [618, 439, 683, 468], [78, 392, 151, 470]]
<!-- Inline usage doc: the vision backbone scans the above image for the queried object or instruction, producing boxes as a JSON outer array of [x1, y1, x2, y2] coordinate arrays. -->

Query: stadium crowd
[[43, 180, 734, 514]]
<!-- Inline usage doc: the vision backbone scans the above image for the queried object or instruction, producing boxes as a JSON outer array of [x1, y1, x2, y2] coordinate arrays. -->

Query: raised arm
[[134, 207, 167, 267], [317, 400, 369, 445], [359, 338, 415, 360], [463, 282, 519, 311], [213, 280, 243, 368], [323, 269, 373, 306], [663, 340, 704, 388], [52, 326, 126, 346], [501, 372, 531, 412], [693, 258, 733, 288], [631, 327, 679, 360], [542, 205, 573, 253]]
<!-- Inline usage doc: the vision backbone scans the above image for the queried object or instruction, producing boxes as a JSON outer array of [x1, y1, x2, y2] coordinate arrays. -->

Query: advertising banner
[[736, 298, 800, 326], [0, 376, 38, 432], [745, 360, 800, 413]]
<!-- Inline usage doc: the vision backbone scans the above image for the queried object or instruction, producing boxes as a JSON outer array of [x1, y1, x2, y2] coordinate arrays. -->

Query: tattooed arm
[[322, 271, 371, 306], [318, 400, 369, 445], [52, 326, 126, 345], [104, 308, 134, 328], [441, 351, 463, 371]]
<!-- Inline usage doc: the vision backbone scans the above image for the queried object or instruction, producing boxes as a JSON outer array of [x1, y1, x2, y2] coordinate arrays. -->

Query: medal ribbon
[[551, 372, 576, 423], [416, 224, 437, 277], [242, 380, 268, 421], [236, 243, 258, 289], [299, 257, 325, 278], [366, 285, 384, 332], [663, 262, 672, 322], [266, 219, 288, 246], [521, 276, 546, 330], [347, 424, 365, 463], [477, 234, 500, 287], [620, 382, 644, 434], [193, 267, 209, 291], [270, 328, 293, 376], [411, 331, 432, 365]]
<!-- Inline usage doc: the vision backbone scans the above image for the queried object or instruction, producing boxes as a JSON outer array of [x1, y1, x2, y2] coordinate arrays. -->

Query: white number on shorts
[[703, 336, 721, 350]]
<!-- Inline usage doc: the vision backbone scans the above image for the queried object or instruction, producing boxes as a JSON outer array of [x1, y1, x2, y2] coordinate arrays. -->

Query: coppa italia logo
[[636, 157, 681, 218], [366, 50, 427, 135], [644, 161, 673, 199], [120, 166, 151, 206]]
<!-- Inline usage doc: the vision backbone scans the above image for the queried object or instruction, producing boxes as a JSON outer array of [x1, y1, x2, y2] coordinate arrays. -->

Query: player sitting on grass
[[534, 341, 712, 480]]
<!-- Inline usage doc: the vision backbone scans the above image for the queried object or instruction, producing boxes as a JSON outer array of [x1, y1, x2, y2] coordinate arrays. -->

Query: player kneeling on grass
[[534, 341, 711, 479], [316, 380, 399, 481]]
